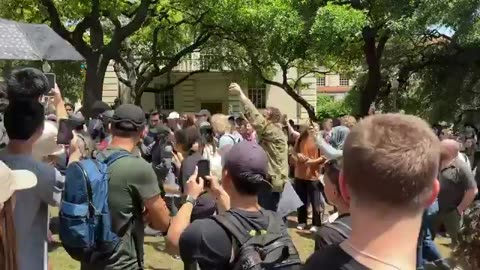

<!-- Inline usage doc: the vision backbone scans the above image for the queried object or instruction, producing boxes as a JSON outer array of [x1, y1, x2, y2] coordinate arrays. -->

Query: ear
[[425, 179, 440, 207], [339, 171, 351, 204]]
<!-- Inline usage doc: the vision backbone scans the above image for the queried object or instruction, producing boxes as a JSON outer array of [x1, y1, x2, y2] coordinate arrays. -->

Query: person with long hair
[[293, 122, 326, 232], [0, 161, 37, 270], [174, 126, 216, 222]]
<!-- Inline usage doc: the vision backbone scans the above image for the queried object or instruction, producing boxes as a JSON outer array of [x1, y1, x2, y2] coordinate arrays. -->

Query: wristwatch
[[185, 195, 197, 206]]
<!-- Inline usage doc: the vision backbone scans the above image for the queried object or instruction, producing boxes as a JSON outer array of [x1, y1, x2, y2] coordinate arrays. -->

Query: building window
[[317, 76, 326, 86], [155, 88, 174, 110], [248, 84, 266, 109], [339, 74, 350, 86]]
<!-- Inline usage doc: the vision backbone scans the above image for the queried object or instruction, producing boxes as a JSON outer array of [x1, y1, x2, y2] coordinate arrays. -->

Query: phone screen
[[57, 118, 73, 145], [197, 159, 210, 186], [44, 73, 56, 93]]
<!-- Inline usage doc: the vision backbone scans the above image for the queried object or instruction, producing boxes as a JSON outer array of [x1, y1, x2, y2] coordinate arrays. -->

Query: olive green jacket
[[241, 97, 289, 192]]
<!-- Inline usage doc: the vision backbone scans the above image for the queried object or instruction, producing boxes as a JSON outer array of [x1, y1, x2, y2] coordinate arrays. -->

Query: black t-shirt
[[303, 244, 369, 270], [179, 152, 216, 221], [314, 213, 351, 250], [179, 209, 271, 270]]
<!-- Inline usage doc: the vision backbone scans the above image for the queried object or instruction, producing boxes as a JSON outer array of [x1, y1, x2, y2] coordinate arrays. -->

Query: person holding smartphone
[[174, 126, 216, 222]]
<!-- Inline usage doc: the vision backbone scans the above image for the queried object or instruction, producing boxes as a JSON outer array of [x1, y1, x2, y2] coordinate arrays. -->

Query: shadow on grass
[[49, 216, 60, 235], [144, 236, 168, 253], [48, 241, 63, 252], [295, 230, 316, 240]]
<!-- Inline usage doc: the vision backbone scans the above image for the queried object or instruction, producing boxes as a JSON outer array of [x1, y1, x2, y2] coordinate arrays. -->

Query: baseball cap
[[167, 111, 180, 120], [32, 120, 64, 160], [196, 109, 211, 118], [223, 141, 268, 182], [111, 104, 146, 129], [0, 161, 37, 204]]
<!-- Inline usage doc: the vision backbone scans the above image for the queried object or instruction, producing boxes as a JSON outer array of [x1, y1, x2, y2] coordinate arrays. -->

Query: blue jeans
[[417, 200, 449, 270]]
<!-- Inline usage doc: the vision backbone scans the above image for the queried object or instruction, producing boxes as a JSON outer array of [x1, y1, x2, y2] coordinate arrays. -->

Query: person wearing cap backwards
[[229, 83, 288, 211], [0, 161, 37, 270], [166, 141, 300, 270], [81, 104, 172, 270]]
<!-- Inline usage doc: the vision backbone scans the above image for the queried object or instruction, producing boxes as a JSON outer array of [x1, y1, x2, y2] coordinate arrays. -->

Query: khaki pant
[[433, 210, 462, 246]]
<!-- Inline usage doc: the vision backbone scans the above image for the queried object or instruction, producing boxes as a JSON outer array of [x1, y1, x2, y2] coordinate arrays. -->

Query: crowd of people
[[0, 67, 480, 270]]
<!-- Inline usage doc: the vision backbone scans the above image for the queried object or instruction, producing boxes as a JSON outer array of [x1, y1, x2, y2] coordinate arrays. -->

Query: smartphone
[[57, 118, 73, 145], [44, 73, 56, 94], [197, 159, 210, 186]]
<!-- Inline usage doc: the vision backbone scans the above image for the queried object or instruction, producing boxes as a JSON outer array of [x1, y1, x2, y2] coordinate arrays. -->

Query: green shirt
[[242, 98, 289, 192], [82, 147, 161, 270]]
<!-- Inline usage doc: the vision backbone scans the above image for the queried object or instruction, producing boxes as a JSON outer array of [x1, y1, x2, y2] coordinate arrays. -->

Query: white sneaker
[[309, 226, 318, 233], [296, 223, 306, 230]]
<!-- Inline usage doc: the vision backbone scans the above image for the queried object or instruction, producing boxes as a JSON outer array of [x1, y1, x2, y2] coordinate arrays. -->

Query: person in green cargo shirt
[[229, 83, 289, 211]]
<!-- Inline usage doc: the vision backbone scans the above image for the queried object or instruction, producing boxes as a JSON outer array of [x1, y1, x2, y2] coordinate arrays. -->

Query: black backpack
[[212, 211, 302, 270]]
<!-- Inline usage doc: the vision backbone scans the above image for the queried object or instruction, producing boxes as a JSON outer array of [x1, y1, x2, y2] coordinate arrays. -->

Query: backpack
[[59, 151, 133, 264], [212, 211, 302, 270], [323, 219, 351, 239], [224, 133, 242, 144]]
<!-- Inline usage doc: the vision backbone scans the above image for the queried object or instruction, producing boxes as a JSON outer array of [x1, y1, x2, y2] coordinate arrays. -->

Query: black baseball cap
[[196, 109, 211, 118], [111, 104, 146, 130], [223, 141, 268, 182]]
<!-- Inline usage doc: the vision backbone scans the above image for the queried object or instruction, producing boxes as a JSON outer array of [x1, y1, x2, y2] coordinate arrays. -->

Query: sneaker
[[296, 223, 306, 230], [309, 226, 318, 233]]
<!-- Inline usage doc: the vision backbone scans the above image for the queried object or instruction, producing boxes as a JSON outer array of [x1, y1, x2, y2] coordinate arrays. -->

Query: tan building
[[103, 56, 352, 122]]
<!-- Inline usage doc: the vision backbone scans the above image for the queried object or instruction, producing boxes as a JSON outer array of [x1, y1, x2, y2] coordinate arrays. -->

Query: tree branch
[[113, 62, 133, 88], [39, 0, 70, 39], [117, 0, 150, 41]]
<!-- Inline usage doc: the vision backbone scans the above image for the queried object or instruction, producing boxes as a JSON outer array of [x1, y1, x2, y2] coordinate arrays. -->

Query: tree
[[113, 2, 212, 105], [316, 94, 352, 120], [32, 0, 156, 114], [197, 0, 365, 120]]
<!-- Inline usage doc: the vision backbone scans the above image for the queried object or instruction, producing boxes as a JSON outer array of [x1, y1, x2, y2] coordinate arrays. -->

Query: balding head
[[440, 139, 460, 161]]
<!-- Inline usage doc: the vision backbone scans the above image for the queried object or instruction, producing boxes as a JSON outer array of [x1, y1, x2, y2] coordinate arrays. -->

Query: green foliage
[[316, 94, 351, 120]]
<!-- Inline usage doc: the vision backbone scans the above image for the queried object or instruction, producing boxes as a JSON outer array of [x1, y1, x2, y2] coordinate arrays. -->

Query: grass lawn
[[49, 210, 452, 270]]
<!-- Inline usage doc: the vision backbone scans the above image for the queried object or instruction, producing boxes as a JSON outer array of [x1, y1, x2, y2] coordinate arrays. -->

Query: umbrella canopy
[[0, 18, 84, 61]]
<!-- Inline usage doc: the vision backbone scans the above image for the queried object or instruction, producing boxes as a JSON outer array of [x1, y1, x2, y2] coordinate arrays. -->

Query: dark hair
[[6, 68, 49, 101], [174, 126, 201, 153], [65, 103, 74, 110], [294, 124, 311, 152], [150, 110, 159, 117], [111, 122, 144, 138], [230, 172, 265, 196], [200, 125, 216, 152], [324, 159, 341, 193], [183, 113, 196, 128], [4, 100, 45, 140]]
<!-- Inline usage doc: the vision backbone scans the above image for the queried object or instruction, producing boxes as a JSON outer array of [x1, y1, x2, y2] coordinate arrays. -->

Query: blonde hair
[[343, 114, 440, 210], [341, 115, 357, 129], [210, 114, 231, 135]]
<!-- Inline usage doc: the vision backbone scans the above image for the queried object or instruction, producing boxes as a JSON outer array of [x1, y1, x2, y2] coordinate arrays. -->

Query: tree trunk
[[360, 29, 383, 116], [284, 85, 317, 120], [134, 85, 143, 106], [83, 57, 108, 116]]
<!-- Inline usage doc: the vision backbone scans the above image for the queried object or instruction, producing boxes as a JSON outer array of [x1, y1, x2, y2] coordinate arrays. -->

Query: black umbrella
[[0, 18, 84, 61]]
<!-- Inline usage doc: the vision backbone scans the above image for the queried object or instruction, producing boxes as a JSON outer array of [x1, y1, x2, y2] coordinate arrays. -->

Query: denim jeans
[[417, 200, 449, 270]]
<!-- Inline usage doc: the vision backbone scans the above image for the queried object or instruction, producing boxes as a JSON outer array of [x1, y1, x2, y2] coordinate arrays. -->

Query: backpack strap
[[212, 213, 250, 246], [323, 220, 351, 239], [103, 151, 131, 167]]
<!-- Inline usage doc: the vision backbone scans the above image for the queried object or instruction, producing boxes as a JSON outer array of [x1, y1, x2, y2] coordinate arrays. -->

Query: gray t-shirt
[[0, 152, 64, 270], [438, 158, 477, 213]]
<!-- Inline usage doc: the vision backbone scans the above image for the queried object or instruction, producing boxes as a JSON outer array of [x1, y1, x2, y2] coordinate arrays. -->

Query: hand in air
[[229, 83, 242, 95]]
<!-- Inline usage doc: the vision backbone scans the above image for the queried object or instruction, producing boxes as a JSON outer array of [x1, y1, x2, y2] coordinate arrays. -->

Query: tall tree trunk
[[360, 28, 388, 116], [83, 57, 109, 116]]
